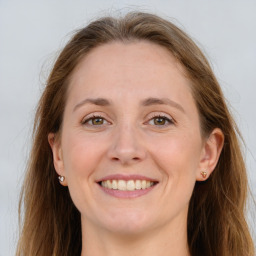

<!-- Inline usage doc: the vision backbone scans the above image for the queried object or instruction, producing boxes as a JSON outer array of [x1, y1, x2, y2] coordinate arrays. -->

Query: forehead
[[64, 41, 200, 129], [68, 41, 192, 98]]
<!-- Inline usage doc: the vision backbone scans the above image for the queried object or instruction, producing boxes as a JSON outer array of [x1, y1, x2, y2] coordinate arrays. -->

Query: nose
[[107, 124, 147, 165]]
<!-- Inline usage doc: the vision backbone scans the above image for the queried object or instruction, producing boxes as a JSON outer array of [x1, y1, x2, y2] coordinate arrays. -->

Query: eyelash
[[147, 114, 174, 127], [81, 114, 174, 127], [82, 115, 108, 126]]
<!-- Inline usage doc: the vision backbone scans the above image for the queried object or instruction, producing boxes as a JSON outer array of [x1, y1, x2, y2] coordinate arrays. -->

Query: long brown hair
[[16, 12, 255, 256]]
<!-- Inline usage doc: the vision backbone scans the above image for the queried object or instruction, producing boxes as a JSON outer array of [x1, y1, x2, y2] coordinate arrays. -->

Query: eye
[[148, 115, 174, 126], [82, 115, 109, 126]]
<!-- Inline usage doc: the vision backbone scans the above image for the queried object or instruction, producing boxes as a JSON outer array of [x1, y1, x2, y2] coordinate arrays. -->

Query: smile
[[96, 174, 159, 198], [100, 179, 157, 191]]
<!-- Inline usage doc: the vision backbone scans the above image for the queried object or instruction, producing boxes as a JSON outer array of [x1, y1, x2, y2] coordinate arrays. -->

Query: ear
[[196, 128, 224, 181], [48, 133, 68, 186]]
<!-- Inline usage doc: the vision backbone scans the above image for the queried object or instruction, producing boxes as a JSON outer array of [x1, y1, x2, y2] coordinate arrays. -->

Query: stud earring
[[200, 171, 207, 179], [58, 176, 65, 183]]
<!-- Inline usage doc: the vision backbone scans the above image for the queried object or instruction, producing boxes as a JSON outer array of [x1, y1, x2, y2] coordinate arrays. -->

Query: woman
[[16, 12, 255, 256]]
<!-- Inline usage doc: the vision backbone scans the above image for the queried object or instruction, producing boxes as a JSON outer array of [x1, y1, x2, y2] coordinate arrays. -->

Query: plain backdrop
[[0, 0, 255, 255]]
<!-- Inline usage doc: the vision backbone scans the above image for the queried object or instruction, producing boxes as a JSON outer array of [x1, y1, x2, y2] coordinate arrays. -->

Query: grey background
[[0, 0, 255, 255]]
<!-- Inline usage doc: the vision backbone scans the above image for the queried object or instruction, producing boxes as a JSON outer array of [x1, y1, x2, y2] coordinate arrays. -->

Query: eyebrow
[[141, 97, 185, 113], [73, 97, 185, 113], [73, 98, 111, 112]]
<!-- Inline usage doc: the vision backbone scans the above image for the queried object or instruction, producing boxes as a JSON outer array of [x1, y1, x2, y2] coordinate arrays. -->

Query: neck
[[80, 216, 190, 256]]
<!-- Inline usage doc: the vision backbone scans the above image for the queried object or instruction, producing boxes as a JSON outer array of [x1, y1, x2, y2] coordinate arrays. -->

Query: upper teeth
[[100, 180, 155, 191]]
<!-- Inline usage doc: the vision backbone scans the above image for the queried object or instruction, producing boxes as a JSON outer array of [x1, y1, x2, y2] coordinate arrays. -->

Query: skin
[[49, 41, 224, 256]]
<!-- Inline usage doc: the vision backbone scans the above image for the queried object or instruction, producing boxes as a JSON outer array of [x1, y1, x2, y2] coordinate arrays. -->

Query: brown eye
[[91, 117, 104, 125], [153, 117, 167, 125], [82, 115, 108, 126], [148, 115, 173, 127]]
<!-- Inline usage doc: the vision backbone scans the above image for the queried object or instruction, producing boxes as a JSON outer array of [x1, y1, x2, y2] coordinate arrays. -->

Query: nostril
[[111, 156, 141, 163], [108, 143, 146, 164]]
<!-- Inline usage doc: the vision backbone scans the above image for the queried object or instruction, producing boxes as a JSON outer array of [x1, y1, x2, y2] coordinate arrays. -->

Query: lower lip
[[97, 183, 157, 198]]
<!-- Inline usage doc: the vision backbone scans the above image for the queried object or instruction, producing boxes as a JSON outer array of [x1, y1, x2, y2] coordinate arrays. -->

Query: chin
[[98, 209, 156, 235]]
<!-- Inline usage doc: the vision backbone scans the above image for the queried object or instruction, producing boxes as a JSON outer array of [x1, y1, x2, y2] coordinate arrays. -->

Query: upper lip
[[96, 174, 159, 182]]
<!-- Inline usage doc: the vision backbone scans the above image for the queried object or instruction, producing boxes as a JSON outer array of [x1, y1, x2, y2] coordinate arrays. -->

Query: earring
[[58, 176, 65, 183], [200, 171, 207, 179]]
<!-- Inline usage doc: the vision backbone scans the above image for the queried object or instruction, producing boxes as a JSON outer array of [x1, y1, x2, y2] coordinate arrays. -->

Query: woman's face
[[50, 41, 214, 235]]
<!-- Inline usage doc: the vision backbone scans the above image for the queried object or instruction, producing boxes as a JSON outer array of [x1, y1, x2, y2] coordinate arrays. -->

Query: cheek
[[162, 136, 201, 196], [149, 132, 202, 206], [150, 132, 202, 175], [61, 133, 107, 212], [62, 132, 106, 178]]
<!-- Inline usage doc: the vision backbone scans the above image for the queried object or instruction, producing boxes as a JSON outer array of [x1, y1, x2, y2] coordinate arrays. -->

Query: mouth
[[96, 174, 159, 198], [98, 179, 158, 191]]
